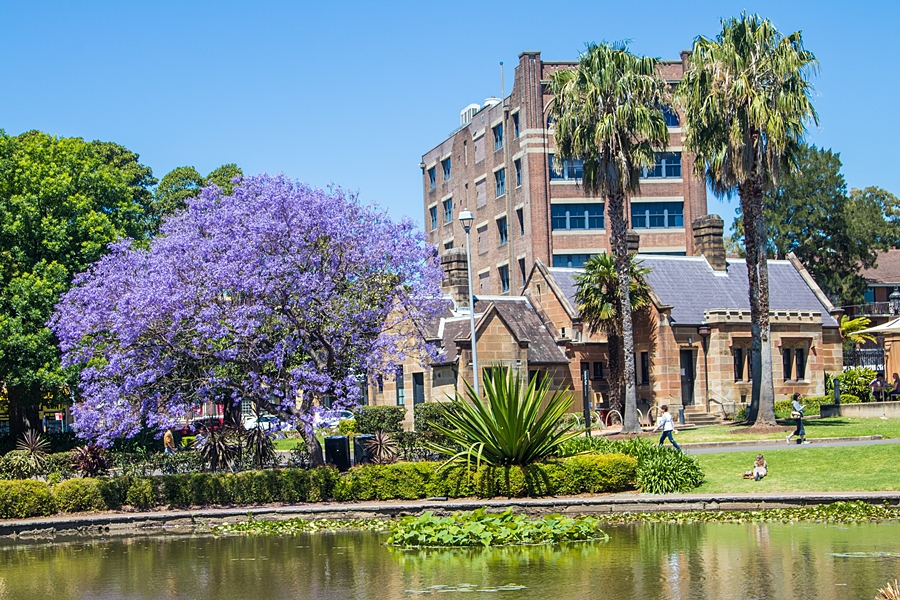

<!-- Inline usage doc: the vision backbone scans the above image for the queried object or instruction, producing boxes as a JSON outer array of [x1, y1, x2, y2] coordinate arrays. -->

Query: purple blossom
[[50, 174, 445, 445]]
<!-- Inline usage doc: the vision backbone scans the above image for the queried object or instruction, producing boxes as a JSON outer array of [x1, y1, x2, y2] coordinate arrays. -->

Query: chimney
[[626, 230, 641, 254], [692, 214, 727, 271], [441, 248, 471, 308]]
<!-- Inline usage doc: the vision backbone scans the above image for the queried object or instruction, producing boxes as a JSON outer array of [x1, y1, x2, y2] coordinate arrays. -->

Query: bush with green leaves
[[337, 419, 357, 437], [635, 449, 705, 494], [835, 367, 876, 402], [54, 478, 107, 512], [0, 480, 56, 518], [429, 369, 580, 468], [354, 406, 405, 434], [125, 478, 158, 510]]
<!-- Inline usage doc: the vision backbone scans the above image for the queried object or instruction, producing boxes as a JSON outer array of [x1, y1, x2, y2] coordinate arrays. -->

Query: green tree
[[839, 314, 876, 351], [575, 254, 652, 415], [677, 13, 818, 426], [0, 130, 157, 437], [549, 43, 669, 434], [733, 144, 894, 305], [153, 163, 243, 219]]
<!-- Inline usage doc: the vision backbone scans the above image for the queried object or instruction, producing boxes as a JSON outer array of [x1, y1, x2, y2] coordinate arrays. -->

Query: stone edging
[[5, 491, 900, 538]]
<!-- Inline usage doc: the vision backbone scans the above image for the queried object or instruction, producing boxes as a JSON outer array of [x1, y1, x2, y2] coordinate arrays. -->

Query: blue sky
[[1, 1, 896, 234]]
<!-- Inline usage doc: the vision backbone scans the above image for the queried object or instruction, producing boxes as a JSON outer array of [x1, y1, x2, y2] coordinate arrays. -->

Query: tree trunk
[[606, 330, 622, 414], [741, 186, 762, 424], [302, 427, 325, 468], [607, 191, 641, 434], [7, 386, 41, 439]]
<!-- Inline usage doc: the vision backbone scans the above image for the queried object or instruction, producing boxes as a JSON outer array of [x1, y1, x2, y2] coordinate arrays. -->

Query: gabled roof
[[861, 249, 900, 285], [546, 254, 839, 327]]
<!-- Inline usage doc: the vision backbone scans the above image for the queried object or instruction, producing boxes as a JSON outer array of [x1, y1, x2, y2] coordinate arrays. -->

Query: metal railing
[[843, 302, 895, 317], [843, 347, 885, 370]]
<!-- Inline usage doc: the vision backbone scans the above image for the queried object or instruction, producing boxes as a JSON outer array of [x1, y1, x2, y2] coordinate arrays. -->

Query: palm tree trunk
[[606, 329, 622, 413], [607, 191, 641, 434]]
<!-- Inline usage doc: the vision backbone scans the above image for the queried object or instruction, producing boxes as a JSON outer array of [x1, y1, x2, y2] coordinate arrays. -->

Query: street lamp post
[[890, 287, 900, 316], [459, 209, 480, 397], [698, 325, 711, 412]]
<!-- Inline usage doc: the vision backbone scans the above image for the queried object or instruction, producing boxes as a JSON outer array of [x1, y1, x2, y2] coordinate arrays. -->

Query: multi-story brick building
[[420, 50, 708, 296]]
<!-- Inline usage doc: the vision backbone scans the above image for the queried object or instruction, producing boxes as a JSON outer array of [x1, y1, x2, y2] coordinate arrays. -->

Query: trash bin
[[324, 436, 351, 472], [678, 407, 685, 425], [354, 434, 374, 465]]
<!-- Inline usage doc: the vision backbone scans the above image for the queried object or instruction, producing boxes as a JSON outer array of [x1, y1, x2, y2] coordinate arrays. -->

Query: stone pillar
[[692, 214, 727, 271]]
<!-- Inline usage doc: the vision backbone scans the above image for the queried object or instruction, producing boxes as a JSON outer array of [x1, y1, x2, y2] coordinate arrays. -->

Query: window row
[[641, 152, 681, 179], [631, 201, 683, 229], [733, 345, 808, 382], [551, 203, 604, 231], [552, 254, 594, 268]]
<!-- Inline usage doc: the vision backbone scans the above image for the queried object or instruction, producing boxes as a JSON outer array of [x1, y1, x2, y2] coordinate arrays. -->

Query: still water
[[2, 522, 900, 600]]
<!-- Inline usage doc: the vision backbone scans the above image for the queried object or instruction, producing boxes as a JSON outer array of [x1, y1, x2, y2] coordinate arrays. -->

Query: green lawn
[[695, 444, 900, 493], [673, 417, 900, 444]]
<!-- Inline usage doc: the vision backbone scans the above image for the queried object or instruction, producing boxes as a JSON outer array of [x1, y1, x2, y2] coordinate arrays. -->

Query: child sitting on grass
[[743, 454, 768, 481]]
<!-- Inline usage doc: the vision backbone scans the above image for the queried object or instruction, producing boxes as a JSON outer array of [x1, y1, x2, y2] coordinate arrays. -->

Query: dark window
[[548, 155, 583, 180], [519, 257, 526, 286], [429, 206, 437, 231], [514, 159, 522, 187], [593, 362, 605, 380], [662, 106, 680, 127], [499, 265, 510, 293], [493, 124, 504, 151], [733, 348, 744, 381], [376, 374, 383, 393], [428, 167, 436, 190], [551, 203, 604, 230], [516, 207, 524, 234], [641, 152, 682, 179], [495, 169, 506, 197], [631, 202, 683, 229], [513, 112, 520, 138], [640, 352, 650, 385], [442, 158, 451, 181], [443, 240, 454, 250], [552, 254, 593, 268], [782, 348, 793, 382], [796, 348, 807, 380], [395, 366, 405, 406], [443, 198, 453, 224], [497, 217, 508, 246]]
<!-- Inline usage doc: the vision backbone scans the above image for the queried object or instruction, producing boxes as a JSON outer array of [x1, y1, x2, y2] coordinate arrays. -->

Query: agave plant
[[363, 429, 398, 464], [243, 425, 276, 469], [195, 425, 240, 472], [72, 444, 111, 477], [16, 430, 50, 476], [428, 368, 581, 469]]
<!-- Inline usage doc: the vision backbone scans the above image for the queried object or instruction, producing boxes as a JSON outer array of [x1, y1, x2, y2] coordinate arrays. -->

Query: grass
[[695, 444, 900, 493], [673, 417, 900, 444]]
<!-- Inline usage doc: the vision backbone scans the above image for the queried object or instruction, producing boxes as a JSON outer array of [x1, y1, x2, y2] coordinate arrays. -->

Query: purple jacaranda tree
[[50, 174, 445, 465]]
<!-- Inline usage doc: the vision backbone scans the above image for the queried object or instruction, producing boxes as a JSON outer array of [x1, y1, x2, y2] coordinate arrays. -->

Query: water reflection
[[1, 522, 900, 599]]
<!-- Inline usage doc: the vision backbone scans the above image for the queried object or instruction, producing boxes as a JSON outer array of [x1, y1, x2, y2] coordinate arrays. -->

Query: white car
[[242, 415, 283, 432], [312, 410, 354, 429]]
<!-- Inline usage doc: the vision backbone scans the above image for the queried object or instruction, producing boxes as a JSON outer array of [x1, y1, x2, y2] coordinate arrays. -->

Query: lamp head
[[459, 209, 475, 232]]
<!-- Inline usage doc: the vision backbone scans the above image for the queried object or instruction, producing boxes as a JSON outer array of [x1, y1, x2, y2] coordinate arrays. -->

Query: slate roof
[[861, 249, 900, 284], [548, 255, 838, 327], [434, 297, 566, 365]]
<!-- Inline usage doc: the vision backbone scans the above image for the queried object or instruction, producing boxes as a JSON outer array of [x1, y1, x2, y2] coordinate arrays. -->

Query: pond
[[2, 521, 900, 599]]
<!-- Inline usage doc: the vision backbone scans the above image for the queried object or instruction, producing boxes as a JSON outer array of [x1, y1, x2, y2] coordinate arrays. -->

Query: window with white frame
[[442, 157, 451, 181], [641, 152, 682, 178], [513, 112, 520, 138], [428, 167, 436, 190], [493, 124, 504, 151], [516, 208, 524, 235], [631, 202, 683, 229], [495, 168, 506, 197], [518, 257, 526, 286], [499, 264, 510, 293], [497, 216, 508, 246], [662, 106, 680, 127], [514, 159, 522, 187], [552, 254, 593, 268], [548, 155, 583, 180], [443, 198, 453, 224], [429, 206, 437, 231], [551, 203, 604, 230], [395, 366, 405, 406]]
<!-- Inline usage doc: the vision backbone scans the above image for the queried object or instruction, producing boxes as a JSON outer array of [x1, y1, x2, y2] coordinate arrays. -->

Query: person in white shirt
[[653, 404, 681, 451]]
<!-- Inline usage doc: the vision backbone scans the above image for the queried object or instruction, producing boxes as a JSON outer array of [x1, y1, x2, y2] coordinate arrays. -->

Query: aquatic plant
[[213, 517, 391, 536]]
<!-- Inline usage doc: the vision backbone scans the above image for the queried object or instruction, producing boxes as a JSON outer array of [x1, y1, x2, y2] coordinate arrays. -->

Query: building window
[[515, 159, 522, 187], [477, 225, 488, 254], [442, 158, 451, 181], [733, 347, 746, 381], [499, 265, 510, 293], [640, 352, 650, 385], [552, 254, 593, 268], [641, 152, 682, 179], [497, 217, 508, 246], [513, 112, 520, 138], [782, 348, 793, 382], [593, 362, 605, 380], [443, 240, 454, 250], [428, 167, 436, 190], [443, 198, 453, 224], [548, 155, 583, 180], [376, 374, 383, 393], [493, 124, 504, 151], [796, 348, 807, 380], [631, 202, 683, 229], [519, 257, 526, 286], [395, 366, 405, 406], [495, 169, 506, 197], [478, 270, 490, 294], [551, 203, 605, 230], [662, 106, 680, 127], [516, 208, 524, 235], [429, 206, 437, 231]]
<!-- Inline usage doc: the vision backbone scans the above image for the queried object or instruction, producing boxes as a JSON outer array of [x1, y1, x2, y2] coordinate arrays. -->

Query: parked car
[[312, 410, 354, 429], [180, 416, 224, 435], [242, 414, 283, 432]]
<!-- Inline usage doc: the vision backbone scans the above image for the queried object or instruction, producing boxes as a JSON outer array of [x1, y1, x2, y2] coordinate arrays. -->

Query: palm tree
[[575, 254, 652, 415], [676, 13, 818, 426], [549, 43, 669, 434]]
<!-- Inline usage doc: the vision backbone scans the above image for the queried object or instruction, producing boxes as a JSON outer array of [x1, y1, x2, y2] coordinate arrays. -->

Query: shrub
[[44, 451, 77, 479], [72, 444, 111, 477], [125, 478, 158, 510], [836, 367, 876, 402], [337, 419, 357, 437], [0, 480, 56, 518], [54, 478, 108, 512], [354, 406, 405, 434], [841, 393, 860, 404], [635, 449, 704, 494], [0, 450, 34, 480], [547, 454, 638, 495]]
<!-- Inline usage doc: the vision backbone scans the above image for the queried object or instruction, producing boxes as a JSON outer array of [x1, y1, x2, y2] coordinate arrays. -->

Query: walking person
[[163, 428, 176, 455], [786, 393, 810, 444], [653, 404, 681, 451]]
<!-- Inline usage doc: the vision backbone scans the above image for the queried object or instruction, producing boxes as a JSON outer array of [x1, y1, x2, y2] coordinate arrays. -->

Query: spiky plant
[[196, 426, 240, 472], [243, 426, 276, 469], [16, 430, 50, 476], [363, 429, 398, 464], [72, 444, 111, 477], [877, 580, 900, 600], [428, 368, 581, 469]]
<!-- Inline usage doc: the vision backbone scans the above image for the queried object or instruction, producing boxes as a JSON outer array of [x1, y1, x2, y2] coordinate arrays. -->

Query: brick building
[[420, 50, 708, 297], [368, 216, 843, 428]]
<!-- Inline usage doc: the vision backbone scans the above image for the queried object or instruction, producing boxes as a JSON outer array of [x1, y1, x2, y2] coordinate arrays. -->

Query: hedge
[[332, 453, 637, 500], [0, 480, 56, 518], [773, 395, 862, 417], [354, 406, 405, 433]]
